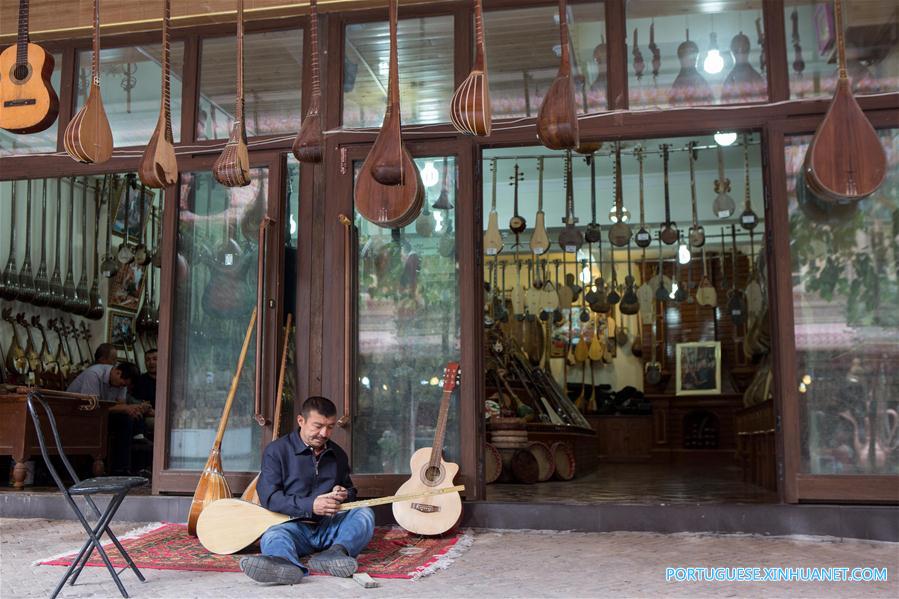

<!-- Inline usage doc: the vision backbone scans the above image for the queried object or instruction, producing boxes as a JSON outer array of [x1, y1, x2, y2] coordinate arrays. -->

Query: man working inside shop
[[240, 396, 374, 585]]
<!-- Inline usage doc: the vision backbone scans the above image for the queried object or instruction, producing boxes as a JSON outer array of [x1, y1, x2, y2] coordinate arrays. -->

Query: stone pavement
[[1, 518, 897, 598]]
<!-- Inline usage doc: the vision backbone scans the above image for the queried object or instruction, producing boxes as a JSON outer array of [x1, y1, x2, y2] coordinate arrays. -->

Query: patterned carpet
[[40, 523, 470, 579]]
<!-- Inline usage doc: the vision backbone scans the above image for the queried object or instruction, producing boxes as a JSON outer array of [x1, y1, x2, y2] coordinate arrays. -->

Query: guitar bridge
[[4, 99, 37, 107], [410, 503, 440, 513]]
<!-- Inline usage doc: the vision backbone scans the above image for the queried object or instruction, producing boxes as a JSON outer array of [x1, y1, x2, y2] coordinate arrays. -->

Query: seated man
[[93, 343, 118, 366], [240, 396, 374, 585], [131, 349, 157, 438]]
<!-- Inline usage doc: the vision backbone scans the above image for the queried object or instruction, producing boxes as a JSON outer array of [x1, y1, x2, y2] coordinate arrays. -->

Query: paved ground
[[1, 518, 897, 598]]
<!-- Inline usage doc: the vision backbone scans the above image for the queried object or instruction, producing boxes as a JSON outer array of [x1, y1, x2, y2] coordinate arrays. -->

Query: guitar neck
[[339, 485, 465, 511], [16, 0, 29, 65], [429, 386, 454, 467]]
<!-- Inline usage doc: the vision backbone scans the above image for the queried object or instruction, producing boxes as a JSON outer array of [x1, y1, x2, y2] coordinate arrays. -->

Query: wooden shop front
[[1, 0, 897, 512]]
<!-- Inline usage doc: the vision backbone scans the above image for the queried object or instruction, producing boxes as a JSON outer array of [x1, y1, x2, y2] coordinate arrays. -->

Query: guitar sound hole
[[12, 63, 31, 83], [424, 466, 442, 483]]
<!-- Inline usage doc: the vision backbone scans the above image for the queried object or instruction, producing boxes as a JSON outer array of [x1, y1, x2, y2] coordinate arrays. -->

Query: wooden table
[[0, 391, 114, 488]]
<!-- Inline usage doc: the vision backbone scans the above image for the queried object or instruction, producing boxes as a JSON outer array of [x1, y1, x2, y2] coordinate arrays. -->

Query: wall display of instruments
[[482, 134, 767, 412], [0, 175, 161, 387]]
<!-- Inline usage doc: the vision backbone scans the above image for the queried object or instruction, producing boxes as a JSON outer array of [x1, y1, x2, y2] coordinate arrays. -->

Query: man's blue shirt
[[257, 430, 357, 520]]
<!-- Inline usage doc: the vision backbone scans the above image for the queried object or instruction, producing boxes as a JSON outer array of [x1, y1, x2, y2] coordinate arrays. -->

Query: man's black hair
[[94, 343, 117, 363], [145, 348, 158, 356], [301, 396, 337, 418], [115, 362, 140, 383]]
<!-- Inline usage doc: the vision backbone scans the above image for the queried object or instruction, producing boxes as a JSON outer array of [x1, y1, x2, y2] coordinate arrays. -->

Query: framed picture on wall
[[107, 310, 136, 349], [675, 341, 721, 396], [108, 262, 145, 311]]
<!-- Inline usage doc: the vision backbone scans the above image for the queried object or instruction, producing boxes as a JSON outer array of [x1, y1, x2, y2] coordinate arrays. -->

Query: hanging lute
[[292, 0, 323, 162], [139, 0, 178, 188], [450, 0, 491, 136], [803, 0, 886, 203], [536, 0, 579, 150], [212, 0, 251, 188], [63, 0, 112, 164]]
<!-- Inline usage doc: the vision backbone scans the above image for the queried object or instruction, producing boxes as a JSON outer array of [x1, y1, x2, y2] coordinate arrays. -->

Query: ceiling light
[[703, 32, 724, 74], [714, 131, 738, 146]]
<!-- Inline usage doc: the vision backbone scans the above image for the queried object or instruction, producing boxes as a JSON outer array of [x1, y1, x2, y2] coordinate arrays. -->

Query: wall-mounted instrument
[[654, 235, 668, 301], [687, 142, 705, 247], [292, 0, 324, 162], [712, 144, 735, 218], [32, 179, 52, 307], [804, 0, 886, 203], [790, 9, 805, 78], [632, 28, 645, 81], [133, 186, 151, 266], [508, 163, 526, 238], [450, 0, 491, 136], [672, 234, 687, 303], [0, 0, 59, 133], [619, 241, 639, 315], [188, 307, 257, 536], [606, 244, 620, 305], [525, 259, 541, 321], [722, 32, 764, 102], [608, 141, 631, 247], [659, 144, 678, 245], [537, 0, 579, 150], [74, 179, 91, 316], [32, 316, 60, 388], [0, 182, 19, 301], [139, 0, 178, 187], [636, 247, 654, 320], [3, 308, 29, 379], [47, 180, 65, 309], [591, 234, 609, 314], [393, 362, 463, 535], [48, 318, 71, 381], [17, 180, 35, 304], [63, 0, 112, 164], [633, 147, 651, 248], [354, 0, 423, 228], [649, 20, 661, 83], [584, 245, 599, 306], [669, 30, 713, 106], [116, 184, 135, 264], [101, 178, 120, 278], [727, 225, 746, 326], [483, 158, 503, 256], [644, 320, 661, 385], [510, 259, 525, 318], [744, 231, 763, 321], [530, 158, 550, 255], [85, 180, 104, 320], [61, 179, 78, 312], [755, 17, 765, 74], [558, 150, 583, 253], [213, 0, 252, 187], [17, 312, 41, 383], [739, 134, 759, 230], [583, 154, 601, 244], [696, 246, 717, 307]]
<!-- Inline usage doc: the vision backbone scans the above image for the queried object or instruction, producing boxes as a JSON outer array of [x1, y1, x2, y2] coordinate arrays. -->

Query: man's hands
[[312, 485, 348, 517], [110, 403, 144, 419]]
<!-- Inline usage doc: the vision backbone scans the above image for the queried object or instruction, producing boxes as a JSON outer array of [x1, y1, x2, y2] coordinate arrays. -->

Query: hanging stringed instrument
[[63, 0, 112, 164], [712, 144, 735, 218], [16, 180, 35, 304], [46, 179, 65, 309], [393, 362, 463, 536], [212, 0, 252, 188], [687, 141, 705, 247], [583, 154, 601, 244], [139, 0, 178, 188], [608, 141, 631, 247], [450, 0, 491, 136], [558, 150, 583, 253], [0, 0, 59, 133], [536, 0, 579, 150], [739, 134, 759, 231], [32, 179, 52, 307], [530, 157, 550, 255], [508, 163, 526, 236], [0, 182, 19, 302], [292, 0, 323, 162], [804, 0, 886, 203], [483, 158, 503, 256], [659, 144, 678, 245], [354, 0, 422, 228], [73, 179, 92, 316], [633, 146, 651, 248]]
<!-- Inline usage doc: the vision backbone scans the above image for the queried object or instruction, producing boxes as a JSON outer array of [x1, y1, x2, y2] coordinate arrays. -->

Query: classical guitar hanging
[[0, 0, 59, 133]]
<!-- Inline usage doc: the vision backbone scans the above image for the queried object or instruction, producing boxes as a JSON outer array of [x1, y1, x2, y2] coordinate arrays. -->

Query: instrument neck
[[16, 0, 29, 65], [162, 0, 172, 134], [92, 0, 100, 84], [236, 0, 246, 125], [835, 0, 847, 79], [428, 386, 453, 470], [558, 0, 570, 75], [473, 0, 486, 71], [309, 0, 321, 97]]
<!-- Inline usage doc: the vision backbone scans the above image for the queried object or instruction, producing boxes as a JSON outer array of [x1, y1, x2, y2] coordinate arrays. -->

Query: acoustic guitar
[[63, 0, 112, 164], [292, 0, 323, 163], [212, 0, 252, 188], [139, 0, 178, 188], [450, 0, 491, 136], [0, 0, 58, 133], [392, 362, 462, 536], [198, 485, 465, 555]]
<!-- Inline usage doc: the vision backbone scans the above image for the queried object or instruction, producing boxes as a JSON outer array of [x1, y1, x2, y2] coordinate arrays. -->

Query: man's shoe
[[239, 556, 305, 585], [308, 545, 358, 578]]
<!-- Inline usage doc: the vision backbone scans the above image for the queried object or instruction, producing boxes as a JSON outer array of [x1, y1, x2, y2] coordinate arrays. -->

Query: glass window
[[168, 169, 267, 471], [199, 29, 303, 140], [75, 44, 185, 148], [786, 1, 899, 99], [351, 156, 461, 474], [343, 16, 454, 128], [0, 53, 62, 156], [787, 128, 899, 475], [484, 2, 606, 119], [627, 1, 767, 108]]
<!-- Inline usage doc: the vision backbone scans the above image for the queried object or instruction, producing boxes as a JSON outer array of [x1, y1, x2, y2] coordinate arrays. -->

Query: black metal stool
[[27, 391, 148, 598]]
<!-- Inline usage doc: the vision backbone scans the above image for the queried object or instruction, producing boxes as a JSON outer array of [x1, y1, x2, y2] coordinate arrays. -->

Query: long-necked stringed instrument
[[16, 180, 35, 304], [32, 179, 52, 307], [392, 362, 462, 536], [659, 144, 678, 245], [139, 0, 178, 188], [355, 0, 422, 228], [292, 0, 323, 162], [450, 0, 491, 136], [63, 0, 112, 164], [608, 141, 631, 247], [213, 0, 252, 188], [804, 0, 886, 204], [530, 157, 550, 255], [558, 150, 583, 253], [0, 0, 59, 133], [198, 484, 465, 555], [0, 183, 19, 302], [537, 0, 579, 150], [187, 307, 257, 536], [687, 141, 705, 247], [483, 158, 503, 256]]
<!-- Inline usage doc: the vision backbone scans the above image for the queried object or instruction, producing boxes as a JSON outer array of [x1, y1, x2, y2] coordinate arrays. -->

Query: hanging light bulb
[[703, 31, 725, 74], [669, 281, 679, 300], [678, 242, 692, 264], [608, 203, 631, 223], [581, 264, 592, 284], [714, 131, 738, 146], [421, 161, 440, 187]]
